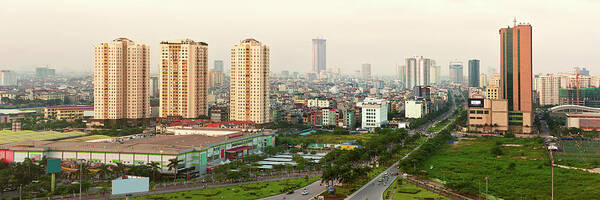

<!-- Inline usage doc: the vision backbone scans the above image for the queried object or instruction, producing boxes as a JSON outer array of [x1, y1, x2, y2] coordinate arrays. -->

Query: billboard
[[112, 176, 149, 195], [46, 158, 61, 174], [468, 99, 484, 107]]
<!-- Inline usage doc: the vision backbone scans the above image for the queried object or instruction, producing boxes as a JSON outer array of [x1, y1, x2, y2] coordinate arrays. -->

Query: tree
[[97, 163, 110, 180], [146, 162, 161, 181], [113, 162, 127, 177], [167, 158, 181, 182]]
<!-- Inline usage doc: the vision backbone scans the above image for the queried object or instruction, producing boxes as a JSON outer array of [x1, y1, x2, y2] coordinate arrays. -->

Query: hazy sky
[[1, 0, 598, 76]]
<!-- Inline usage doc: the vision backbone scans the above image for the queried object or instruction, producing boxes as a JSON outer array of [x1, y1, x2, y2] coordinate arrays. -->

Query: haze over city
[[1, 0, 598, 75]]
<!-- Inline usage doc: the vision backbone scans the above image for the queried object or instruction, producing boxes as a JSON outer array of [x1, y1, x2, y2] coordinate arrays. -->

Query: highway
[[346, 91, 458, 200], [259, 180, 328, 200]]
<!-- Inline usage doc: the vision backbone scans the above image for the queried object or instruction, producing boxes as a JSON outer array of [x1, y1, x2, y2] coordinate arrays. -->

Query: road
[[346, 91, 458, 200], [259, 180, 329, 200]]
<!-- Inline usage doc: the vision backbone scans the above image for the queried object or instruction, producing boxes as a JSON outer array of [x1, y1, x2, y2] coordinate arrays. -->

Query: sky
[[0, 0, 599, 76]]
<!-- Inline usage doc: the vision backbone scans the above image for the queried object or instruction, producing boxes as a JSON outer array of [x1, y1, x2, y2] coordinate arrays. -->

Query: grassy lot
[[427, 119, 451, 132], [554, 140, 600, 169], [0, 130, 86, 144], [61, 135, 111, 142], [417, 136, 600, 199], [384, 178, 451, 200], [130, 176, 320, 200]]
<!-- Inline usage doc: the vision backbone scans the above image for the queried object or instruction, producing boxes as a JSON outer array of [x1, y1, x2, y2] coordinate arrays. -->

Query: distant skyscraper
[[0, 70, 17, 86], [230, 38, 270, 124], [159, 39, 208, 118], [405, 58, 417, 88], [430, 65, 441, 84], [214, 60, 224, 72], [468, 59, 480, 87], [417, 57, 432, 86], [575, 67, 590, 76], [36, 67, 55, 78], [398, 65, 406, 85], [150, 75, 159, 98], [208, 69, 225, 88], [312, 38, 326, 74], [449, 62, 464, 84], [500, 21, 533, 131], [479, 73, 488, 87], [361, 63, 371, 79], [93, 38, 150, 120]]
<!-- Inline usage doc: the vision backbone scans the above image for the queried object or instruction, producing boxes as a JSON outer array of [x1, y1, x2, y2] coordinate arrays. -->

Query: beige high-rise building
[[93, 38, 150, 120], [535, 74, 561, 106], [208, 69, 225, 88], [229, 38, 270, 124], [159, 39, 208, 118], [488, 74, 501, 88]]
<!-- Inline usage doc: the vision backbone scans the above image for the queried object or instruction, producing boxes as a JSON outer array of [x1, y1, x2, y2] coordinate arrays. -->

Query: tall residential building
[[230, 38, 270, 124], [36, 67, 55, 78], [93, 38, 150, 120], [405, 58, 417, 89], [500, 22, 533, 131], [214, 60, 224, 72], [430, 65, 441, 84], [0, 70, 17, 86], [397, 65, 406, 85], [468, 59, 480, 87], [575, 67, 590, 76], [312, 38, 326, 74], [159, 39, 208, 118], [449, 62, 463, 84], [417, 57, 432, 86], [480, 73, 488, 87], [535, 74, 561, 106], [208, 69, 225, 88], [361, 63, 371, 79], [150, 75, 159, 98]]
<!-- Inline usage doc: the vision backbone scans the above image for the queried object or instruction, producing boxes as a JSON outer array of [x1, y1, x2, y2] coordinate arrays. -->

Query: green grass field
[[0, 130, 86, 144], [60, 135, 111, 142], [418, 136, 600, 199], [384, 178, 451, 200], [554, 140, 600, 169], [130, 176, 320, 200]]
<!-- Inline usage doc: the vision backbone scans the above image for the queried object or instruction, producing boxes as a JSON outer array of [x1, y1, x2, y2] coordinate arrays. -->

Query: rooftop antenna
[[513, 17, 517, 27]]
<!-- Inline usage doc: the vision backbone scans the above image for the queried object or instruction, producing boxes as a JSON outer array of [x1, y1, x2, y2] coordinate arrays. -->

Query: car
[[302, 189, 309, 195], [287, 190, 294, 195]]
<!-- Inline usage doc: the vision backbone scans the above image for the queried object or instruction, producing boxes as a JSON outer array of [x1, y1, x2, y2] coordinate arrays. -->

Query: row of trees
[[321, 128, 418, 186], [20, 115, 86, 130], [0, 98, 63, 108], [399, 123, 455, 173]]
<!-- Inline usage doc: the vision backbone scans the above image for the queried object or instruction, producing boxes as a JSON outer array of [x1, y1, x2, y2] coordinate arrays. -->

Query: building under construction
[[559, 87, 600, 108]]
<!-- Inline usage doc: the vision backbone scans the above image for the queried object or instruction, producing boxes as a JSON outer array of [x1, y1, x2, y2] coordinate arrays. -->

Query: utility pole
[[485, 176, 489, 200], [551, 151, 554, 200], [80, 161, 82, 200]]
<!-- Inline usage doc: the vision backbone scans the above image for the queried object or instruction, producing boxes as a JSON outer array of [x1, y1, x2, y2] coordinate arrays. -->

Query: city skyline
[[1, 0, 599, 76]]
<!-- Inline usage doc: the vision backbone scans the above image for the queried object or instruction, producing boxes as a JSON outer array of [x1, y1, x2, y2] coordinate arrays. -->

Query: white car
[[302, 189, 309, 195]]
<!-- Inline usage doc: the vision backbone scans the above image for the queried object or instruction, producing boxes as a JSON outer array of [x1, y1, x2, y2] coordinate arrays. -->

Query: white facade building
[[535, 74, 561, 106], [358, 98, 388, 129], [307, 99, 331, 108], [405, 100, 427, 119]]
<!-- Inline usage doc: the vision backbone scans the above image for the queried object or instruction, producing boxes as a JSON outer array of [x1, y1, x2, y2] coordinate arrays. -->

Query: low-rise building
[[467, 99, 509, 133], [0, 128, 274, 176], [567, 113, 600, 131], [44, 105, 94, 120], [405, 100, 427, 119]]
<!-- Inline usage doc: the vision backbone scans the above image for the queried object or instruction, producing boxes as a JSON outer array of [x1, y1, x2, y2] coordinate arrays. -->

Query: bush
[[491, 146, 503, 156]]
